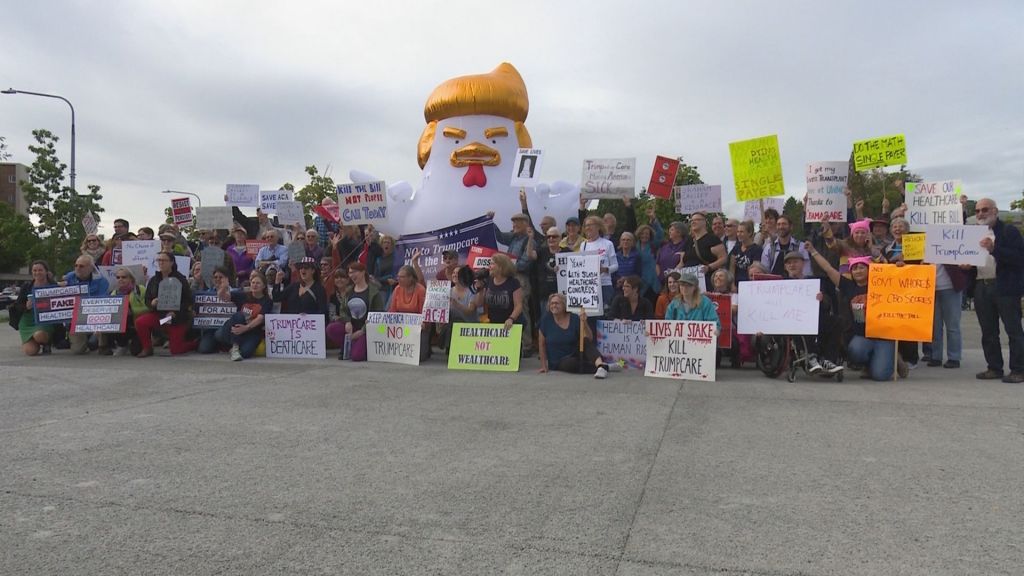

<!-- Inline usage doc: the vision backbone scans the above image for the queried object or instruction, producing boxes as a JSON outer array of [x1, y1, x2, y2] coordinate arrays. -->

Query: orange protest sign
[[864, 264, 935, 342]]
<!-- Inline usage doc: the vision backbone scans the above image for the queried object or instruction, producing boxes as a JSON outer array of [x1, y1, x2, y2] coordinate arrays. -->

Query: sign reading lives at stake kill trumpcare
[[555, 252, 602, 315], [736, 279, 820, 335], [260, 189, 292, 214], [510, 148, 544, 187], [865, 264, 935, 342], [366, 312, 422, 366], [70, 296, 128, 334], [852, 134, 906, 171], [422, 280, 451, 323], [729, 135, 784, 202], [648, 156, 680, 199], [264, 314, 326, 359], [922, 225, 990, 267], [171, 197, 193, 227], [226, 184, 260, 208], [804, 161, 849, 222], [336, 181, 388, 225], [905, 180, 963, 231], [644, 320, 717, 381], [447, 323, 523, 372], [676, 184, 722, 214], [32, 284, 90, 324], [596, 320, 647, 370], [580, 158, 636, 199]]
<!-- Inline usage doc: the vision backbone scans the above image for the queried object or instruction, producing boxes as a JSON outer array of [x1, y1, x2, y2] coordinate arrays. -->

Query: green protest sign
[[447, 322, 522, 372]]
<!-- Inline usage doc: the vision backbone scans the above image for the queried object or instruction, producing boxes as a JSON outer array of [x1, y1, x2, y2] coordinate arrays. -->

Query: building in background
[[0, 162, 29, 215]]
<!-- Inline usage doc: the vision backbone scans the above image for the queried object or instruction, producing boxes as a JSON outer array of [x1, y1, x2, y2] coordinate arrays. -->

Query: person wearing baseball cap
[[780, 249, 844, 376], [270, 257, 327, 316], [665, 270, 719, 332], [560, 216, 583, 252]]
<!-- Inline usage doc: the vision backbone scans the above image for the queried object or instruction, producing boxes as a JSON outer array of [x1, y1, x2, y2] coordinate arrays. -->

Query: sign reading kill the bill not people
[[226, 184, 260, 208], [905, 180, 963, 231], [706, 293, 733, 348], [264, 314, 327, 359], [644, 320, 717, 381], [192, 293, 237, 329], [596, 320, 647, 370], [865, 263, 935, 342], [743, 198, 785, 224], [195, 206, 234, 231], [70, 296, 129, 334], [804, 161, 849, 222], [422, 280, 452, 324], [510, 148, 544, 187], [922, 225, 990, 267], [648, 156, 680, 199], [336, 180, 389, 225], [366, 312, 423, 366], [852, 134, 906, 171], [447, 323, 523, 372], [556, 251, 603, 315], [82, 213, 98, 236], [676, 184, 722, 214], [260, 189, 293, 214], [171, 197, 194, 227], [32, 284, 91, 324], [580, 158, 636, 199], [736, 279, 820, 335], [394, 215, 499, 279], [729, 135, 784, 202], [274, 201, 305, 226]]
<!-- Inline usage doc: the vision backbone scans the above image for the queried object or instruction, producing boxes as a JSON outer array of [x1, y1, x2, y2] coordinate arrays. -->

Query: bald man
[[62, 255, 111, 355], [973, 198, 1024, 383]]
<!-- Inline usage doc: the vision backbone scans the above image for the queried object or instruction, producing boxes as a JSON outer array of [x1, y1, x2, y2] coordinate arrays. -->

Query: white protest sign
[[596, 320, 647, 370], [742, 198, 785, 223], [737, 279, 820, 335], [556, 252, 602, 315], [922, 225, 991, 266], [804, 161, 849, 222], [195, 206, 234, 231], [264, 314, 326, 359], [644, 320, 717, 381], [671, 265, 706, 292], [906, 180, 962, 232], [580, 158, 636, 199], [121, 240, 161, 267], [422, 280, 451, 324], [226, 184, 260, 208], [275, 201, 306, 226], [336, 181, 388, 225], [366, 312, 422, 366], [260, 189, 292, 214], [510, 148, 544, 186], [676, 184, 722, 214], [82, 213, 98, 235]]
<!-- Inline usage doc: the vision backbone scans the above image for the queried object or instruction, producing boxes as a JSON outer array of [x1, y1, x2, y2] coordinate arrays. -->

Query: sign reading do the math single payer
[[676, 184, 722, 214], [852, 134, 906, 171], [864, 264, 934, 342], [336, 180, 388, 225], [33, 284, 90, 324], [905, 180, 963, 231], [264, 313, 326, 359], [366, 312, 422, 366], [804, 161, 849, 222], [729, 135, 784, 202], [70, 296, 129, 334], [596, 320, 647, 370], [447, 322, 523, 372], [556, 252, 602, 315], [580, 158, 636, 200], [736, 279, 820, 335], [644, 320, 717, 381]]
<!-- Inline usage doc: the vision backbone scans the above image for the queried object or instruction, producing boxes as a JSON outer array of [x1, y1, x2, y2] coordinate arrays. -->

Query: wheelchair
[[755, 333, 844, 383]]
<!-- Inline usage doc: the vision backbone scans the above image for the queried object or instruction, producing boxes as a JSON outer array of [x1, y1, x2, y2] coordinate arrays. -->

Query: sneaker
[[907, 361, 918, 370], [943, 360, 960, 369], [230, 345, 242, 362], [821, 359, 844, 374], [113, 346, 129, 357], [976, 369, 1004, 380], [897, 357, 909, 378], [920, 355, 931, 364], [926, 359, 942, 367], [98, 347, 113, 356], [41, 344, 52, 355], [806, 355, 823, 375], [594, 366, 608, 379], [1003, 372, 1024, 384]]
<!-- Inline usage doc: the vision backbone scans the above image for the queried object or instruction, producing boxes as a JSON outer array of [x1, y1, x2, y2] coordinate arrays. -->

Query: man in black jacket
[[973, 198, 1024, 383]]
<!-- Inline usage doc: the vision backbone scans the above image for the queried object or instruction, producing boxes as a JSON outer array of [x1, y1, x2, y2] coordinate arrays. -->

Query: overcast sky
[[3, 0, 1022, 235]]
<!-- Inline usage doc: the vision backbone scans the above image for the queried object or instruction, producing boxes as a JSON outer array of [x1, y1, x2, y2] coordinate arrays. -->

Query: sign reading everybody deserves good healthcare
[[264, 314, 326, 359], [644, 320, 717, 381], [729, 135, 784, 202], [366, 312, 422, 366], [70, 296, 128, 334], [447, 323, 522, 372]]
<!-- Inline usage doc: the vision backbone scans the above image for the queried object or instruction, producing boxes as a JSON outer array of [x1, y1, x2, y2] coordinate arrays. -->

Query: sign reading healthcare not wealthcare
[[226, 184, 260, 208], [596, 320, 647, 370], [195, 206, 234, 231], [852, 134, 906, 171], [905, 180, 962, 231], [648, 156, 679, 199], [729, 135, 784, 202], [447, 323, 523, 372], [676, 184, 722, 214], [336, 181, 388, 225], [644, 320, 717, 381], [264, 314, 326, 359], [33, 284, 90, 324], [556, 252, 602, 315], [260, 189, 292, 214], [366, 312, 422, 366], [192, 293, 237, 329], [510, 148, 544, 187], [737, 279, 820, 335], [804, 161, 849, 222], [580, 158, 636, 199], [70, 296, 129, 334], [171, 197, 193, 227], [865, 264, 934, 342], [422, 280, 451, 323], [922, 225, 990, 267]]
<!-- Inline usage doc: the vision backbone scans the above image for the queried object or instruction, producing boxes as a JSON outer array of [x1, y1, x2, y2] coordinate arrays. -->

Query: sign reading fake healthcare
[[336, 180, 389, 225], [852, 134, 906, 171], [865, 264, 934, 342], [596, 320, 647, 370], [264, 314, 327, 359], [905, 180, 963, 231], [648, 156, 679, 199], [70, 296, 129, 334], [366, 312, 423, 366], [510, 148, 544, 187], [556, 252, 602, 315], [580, 158, 636, 199], [736, 279, 820, 335], [33, 284, 91, 324], [644, 320, 717, 381], [804, 161, 849, 222], [729, 135, 784, 202], [676, 184, 722, 214], [447, 323, 523, 372]]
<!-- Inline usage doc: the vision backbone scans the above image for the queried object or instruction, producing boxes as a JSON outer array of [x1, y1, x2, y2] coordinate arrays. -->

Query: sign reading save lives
[[447, 323, 523, 372], [336, 181, 388, 225], [729, 135, 784, 202], [644, 320, 717, 381], [852, 134, 906, 171], [366, 312, 422, 366]]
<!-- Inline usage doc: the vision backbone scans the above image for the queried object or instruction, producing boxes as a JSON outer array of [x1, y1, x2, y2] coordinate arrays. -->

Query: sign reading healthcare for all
[[906, 180, 962, 231], [33, 284, 90, 324], [447, 323, 522, 372], [644, 320, 717, 381], [580, 158, 636, 199], [193, 293, 237, 329], [366, 312, 422, 366], [336, 180, 388, 225], [852, 134, 906, 171], [804, 161, 849, 222], [556, 252, 602, 315], [729, 135, 784, 202], [70, 296, 129, 334], [265, 314, 326, 359]]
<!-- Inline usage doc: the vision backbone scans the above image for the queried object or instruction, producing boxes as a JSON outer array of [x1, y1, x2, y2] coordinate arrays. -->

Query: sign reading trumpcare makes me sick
[[447, 323, 522, 372]]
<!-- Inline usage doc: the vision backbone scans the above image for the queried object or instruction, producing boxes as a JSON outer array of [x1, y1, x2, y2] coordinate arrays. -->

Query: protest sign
[[336, 180, 388, 225], [175, 256, 191, 278], [70, 296, 128, 334], [865, 264, 935, 342], [922, 225, 989, 267], [467, 245, 502, 270], [905, 180, 963, 231], [510, 148, 544, 187], [264, 314, 326, 359], [245, 240, 266, 257], [645, 320, 717, 381], [737, 279, 820, 335], [32, 284, 90, 324], [274, 201, 305, 226], [743, 198, 785, 224], [395, 215, 498, 279], [556, 252, 602, 315], [447, 323, 523, 372], [676, 184, 722, 214], [260, 189, 292, 214], [902, 233, 925, 261], [226, 184, 259, 208], [82, 213, 98, 235], [171, 197, 193, 227], [706, 293, 733, 348], [852, 134, 906, 171], [195, 206, 234, 231], [287, 240, 307, 266], [96, 265, 145, 288], [648, 156, 679, 199], [805, 161, 849, 222], [673, 265, 706, 292], [596, 320, 647, 370], [580, 158, 636, 199], [366, 312, 423, 366], [122, 240, 161, 268], [157, 278, 182, 311], [192, 293, 237, 329], [200, 245, 226, 286], [422, 280, 451, 323], [729, 135, 784, 202]]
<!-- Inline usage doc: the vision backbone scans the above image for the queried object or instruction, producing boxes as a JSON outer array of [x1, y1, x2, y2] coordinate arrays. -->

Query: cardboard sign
[[195, 206, 234, 231], [200, 245, 226, 287], [743, 198, 785, 224], [901, 233, 925, 261], [394, 215, 499, 279], [447, 322, 523, 372], [226, 184, 260, 208], [644, 320, 717, 381], [676, 184, 722, 214], [648, 156, 679, 199], [922, 225, 990, 266], [70, 296, 129, 334], [193, 293, 236, 329], [707, 293, 733, 348], [260, 189, 293, 214], [422, 280, 451, 323], [906, 180, 963, 231], [336, 180, 388, 225], [555, 252, 602, 315], [805, 161, 849, 222], [82, 213, 98, 235], [156, 278, 182, 311], [171, 197, 193, 227], [865, 264, 935, 342], [32, 284, 90, 324], [287, 240, 307, 266], [580, 158, 636, 199], [596, 320, 647, 370], [366, 312, 422, 366], [510, 148, 544, 186], [729, 135, 784, 202], [736, 279, 820, 335], [122, 240, 161, 268], [274, 201, 305, 226], [264, 314, 326, 359], [245, 240, 267, 257], [466, 245, 515, 271], [852, 134, 906, 171]]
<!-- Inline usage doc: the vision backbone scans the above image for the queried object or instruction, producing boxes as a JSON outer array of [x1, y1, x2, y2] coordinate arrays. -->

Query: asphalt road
[[2, 316, 1022, 575]]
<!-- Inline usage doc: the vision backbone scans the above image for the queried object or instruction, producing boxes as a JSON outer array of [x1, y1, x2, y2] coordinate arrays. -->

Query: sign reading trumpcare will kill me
[[447, 323, 523, 372]]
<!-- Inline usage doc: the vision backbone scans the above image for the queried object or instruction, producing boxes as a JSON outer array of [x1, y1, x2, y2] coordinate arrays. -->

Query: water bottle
[[342, 334, 351, 360]]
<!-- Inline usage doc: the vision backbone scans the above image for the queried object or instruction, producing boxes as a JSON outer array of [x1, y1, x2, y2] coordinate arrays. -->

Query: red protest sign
[[647, 156, 679, 199], [467, 245, 516, 270], [245, 240, 267, 257], [171, 197, 193, 228], [707, 293, 733, 348]]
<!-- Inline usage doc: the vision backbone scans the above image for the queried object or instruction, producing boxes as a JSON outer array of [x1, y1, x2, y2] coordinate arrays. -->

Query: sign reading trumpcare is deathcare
[[644, 320, 717, 381], [366, 312, 422, 366], [852, 134, 906, 171], [264, 314, 326, 359], [336, 181, 388, 225], [729, 135, 784, 202], [447, 323, 522, 372]]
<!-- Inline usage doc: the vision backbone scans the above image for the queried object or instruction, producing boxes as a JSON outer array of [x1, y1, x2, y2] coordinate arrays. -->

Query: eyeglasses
[[976, 207, 994, 213], [87, 238, 99, 242], [115, 275, 129, 279]]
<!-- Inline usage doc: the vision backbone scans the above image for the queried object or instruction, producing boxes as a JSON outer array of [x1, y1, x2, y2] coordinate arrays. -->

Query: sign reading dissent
[[447, 323, 522, 372], [729, 135, 784, 202]]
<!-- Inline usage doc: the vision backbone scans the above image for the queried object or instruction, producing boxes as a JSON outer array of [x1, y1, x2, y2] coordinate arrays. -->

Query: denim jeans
[[931, 288, 963, 362], [847, 335, 896, 381], [216, 311, 264, 359], [974, 281, 1024, 373]]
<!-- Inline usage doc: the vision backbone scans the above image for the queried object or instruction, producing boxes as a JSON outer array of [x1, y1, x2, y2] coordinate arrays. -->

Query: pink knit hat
[[849, 219, 872, 234], [848, 256, 873, 268]]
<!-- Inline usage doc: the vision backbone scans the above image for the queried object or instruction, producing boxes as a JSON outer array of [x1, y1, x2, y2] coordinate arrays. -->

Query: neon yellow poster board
[[901, 233, 925, 261], [447, 323, 523, 372], [852, 134, 906, 170], [729, 135, 784, 202]]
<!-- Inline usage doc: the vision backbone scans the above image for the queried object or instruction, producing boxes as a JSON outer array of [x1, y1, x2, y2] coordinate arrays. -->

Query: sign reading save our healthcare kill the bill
[[70, 296, 129, 334], [264, 314, 326, 359], [33, 284, 90, 324], [366, 312, 422, 366], [336, 181, 388, 225], [447, 323, 523, 372], [644, 320, 717, 381], [729, 134, 784, 202], [905, 180, 963, 231]]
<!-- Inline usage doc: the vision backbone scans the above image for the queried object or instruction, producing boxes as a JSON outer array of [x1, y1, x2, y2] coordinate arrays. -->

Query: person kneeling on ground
[[326, 262, 385, 361], [136, 251, 197, 357], [215, 270, 273, 361], [538, 293, 613, 379]]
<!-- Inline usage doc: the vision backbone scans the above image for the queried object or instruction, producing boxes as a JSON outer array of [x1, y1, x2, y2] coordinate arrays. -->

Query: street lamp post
[[161, 190, 202, 207], [2, 88, 77, 194]]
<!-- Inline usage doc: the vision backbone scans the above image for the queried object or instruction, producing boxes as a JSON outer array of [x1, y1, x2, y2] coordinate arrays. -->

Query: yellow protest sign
[[901, 233, 925, 261], [852, 134, 906, 171], [729, 135, 784, 202], [865, 264, 935, 342]]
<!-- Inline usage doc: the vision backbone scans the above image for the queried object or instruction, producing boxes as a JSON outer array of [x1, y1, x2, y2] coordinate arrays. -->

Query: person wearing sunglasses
[[98, 267, 148, 356]]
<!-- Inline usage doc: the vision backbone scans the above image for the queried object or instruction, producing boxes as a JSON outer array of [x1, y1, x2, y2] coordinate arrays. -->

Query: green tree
[[846, 149, 921, 218], [592, 158, 707, 228], [0, 201, 36, 272], [1010, 188, 1024, 213], [782, 196, 806, 240], [20, 129, 105, 273], [294, 166, 333, 227]]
